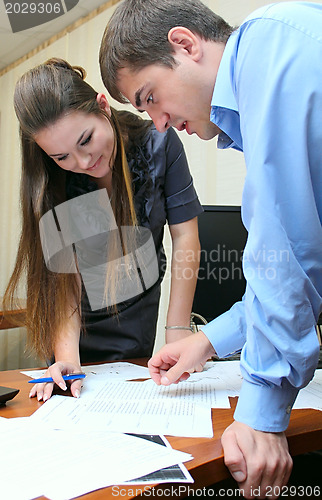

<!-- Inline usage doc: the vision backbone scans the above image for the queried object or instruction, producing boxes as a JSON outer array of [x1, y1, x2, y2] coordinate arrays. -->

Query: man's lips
[[177, 121, 192, 135], [185, 122, 192, 135], [177, 121, 187, 132], [87, 156, 102, 171]]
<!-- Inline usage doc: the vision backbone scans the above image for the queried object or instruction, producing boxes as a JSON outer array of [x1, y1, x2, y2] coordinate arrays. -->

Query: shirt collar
[[211, 32, 239, 112], [210, 31, 243, 151]]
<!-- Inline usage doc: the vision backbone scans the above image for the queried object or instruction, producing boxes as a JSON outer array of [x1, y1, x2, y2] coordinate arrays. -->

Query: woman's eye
[[147, 94, 153, 105], [57, 155, 68, 162], [81, 133, 92, 146]]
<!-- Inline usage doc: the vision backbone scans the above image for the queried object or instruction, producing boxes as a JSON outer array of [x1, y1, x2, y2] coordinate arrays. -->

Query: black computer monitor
[[192, 205, 248, 324]]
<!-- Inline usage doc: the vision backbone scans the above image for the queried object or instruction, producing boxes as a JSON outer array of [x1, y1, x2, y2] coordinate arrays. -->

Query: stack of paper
[[27, 363, 240, 437], [10, 360, 321, 499], [13, 360, 246, 498], [0, 416, 192, 500], [27, 361, 242, 439]]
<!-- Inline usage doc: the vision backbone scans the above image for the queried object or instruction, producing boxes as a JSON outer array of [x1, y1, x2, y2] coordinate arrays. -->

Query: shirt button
[[286, 405, 292, 414]]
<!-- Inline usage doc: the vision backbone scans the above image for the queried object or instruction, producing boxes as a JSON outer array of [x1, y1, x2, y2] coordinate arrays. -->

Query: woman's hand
[[28, 361, 83, 402]]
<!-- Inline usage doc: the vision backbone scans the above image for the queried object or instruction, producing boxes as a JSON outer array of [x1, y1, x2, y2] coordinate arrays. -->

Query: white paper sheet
[[120, 435, 194, 485], [0, 417, 192, 500], [27, 361, 247, 438], [21, 361, 150, 382], [293, 369, 322, 411], [31, 393, 213, 437], [188, 360, 243, 396], [77, 374, 230, 408]]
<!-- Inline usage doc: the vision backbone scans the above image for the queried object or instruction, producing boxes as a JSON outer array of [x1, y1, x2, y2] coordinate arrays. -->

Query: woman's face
[[34, 95, 115, 183]]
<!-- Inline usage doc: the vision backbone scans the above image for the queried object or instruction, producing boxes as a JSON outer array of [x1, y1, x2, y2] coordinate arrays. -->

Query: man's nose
[[149, 110, 171, 133]]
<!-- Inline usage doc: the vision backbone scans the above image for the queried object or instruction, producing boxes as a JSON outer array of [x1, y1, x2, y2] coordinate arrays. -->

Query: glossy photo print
[[2, 0, 80, 33]]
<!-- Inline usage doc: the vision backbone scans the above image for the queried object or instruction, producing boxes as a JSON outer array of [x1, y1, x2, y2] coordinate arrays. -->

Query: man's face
[[117, 62, 221, 141]]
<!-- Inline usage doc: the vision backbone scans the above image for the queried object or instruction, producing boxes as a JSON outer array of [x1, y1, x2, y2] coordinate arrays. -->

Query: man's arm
[[221, 422, 292, 499], [228, 10, 321, 432], [148, 335, 293, 499], [207, 8, 322, 496]]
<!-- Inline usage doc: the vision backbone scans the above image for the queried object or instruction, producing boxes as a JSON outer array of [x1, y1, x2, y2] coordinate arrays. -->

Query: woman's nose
[[75, 151, 91, 170]]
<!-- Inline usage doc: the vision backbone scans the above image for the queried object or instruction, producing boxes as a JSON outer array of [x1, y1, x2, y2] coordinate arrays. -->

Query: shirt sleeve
[[202, 299, 246, 357], [206, 16, 322, 432], [163, 128, 203, 225]]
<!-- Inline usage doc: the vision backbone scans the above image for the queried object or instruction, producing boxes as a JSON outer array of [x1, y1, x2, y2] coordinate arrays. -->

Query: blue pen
[[28, 373, 86, 384]]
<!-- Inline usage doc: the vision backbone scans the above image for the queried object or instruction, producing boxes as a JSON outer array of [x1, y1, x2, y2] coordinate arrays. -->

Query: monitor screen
[[192, 206, 248, 324]]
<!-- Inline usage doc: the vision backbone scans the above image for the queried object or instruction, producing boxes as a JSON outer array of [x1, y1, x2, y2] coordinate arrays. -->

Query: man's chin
[[195, 123, 221, 141], [196, 130, 219, 141]]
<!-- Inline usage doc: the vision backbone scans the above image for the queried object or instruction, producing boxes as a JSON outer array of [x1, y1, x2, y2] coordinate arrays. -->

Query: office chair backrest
[[192, 205, 248, 324]]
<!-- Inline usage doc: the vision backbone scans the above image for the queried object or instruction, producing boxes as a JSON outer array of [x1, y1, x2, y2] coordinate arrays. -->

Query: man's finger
[[159, 360, 189, 385], [221, 426, 247, 484]]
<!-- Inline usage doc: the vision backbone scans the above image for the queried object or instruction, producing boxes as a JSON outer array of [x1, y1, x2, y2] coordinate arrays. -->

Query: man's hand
[[221, 421, 293, 499], [148, 331, 215, 385]]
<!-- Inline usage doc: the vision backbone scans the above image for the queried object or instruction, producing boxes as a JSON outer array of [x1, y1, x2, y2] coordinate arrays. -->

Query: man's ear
[[96, 93, 111, 116], [168, 27, 202, 61]]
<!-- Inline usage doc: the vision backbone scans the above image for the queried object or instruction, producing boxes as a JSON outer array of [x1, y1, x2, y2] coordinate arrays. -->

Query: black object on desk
[[0, 386, 19, 406]]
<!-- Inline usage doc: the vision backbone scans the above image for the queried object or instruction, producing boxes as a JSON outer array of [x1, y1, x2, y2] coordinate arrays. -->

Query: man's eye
[[81, 133, 92, 146], [147, 94, 153, 104]]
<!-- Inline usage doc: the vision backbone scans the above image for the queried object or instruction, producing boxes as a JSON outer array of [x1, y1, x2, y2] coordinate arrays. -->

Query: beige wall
[[0, 1, 318, 368]]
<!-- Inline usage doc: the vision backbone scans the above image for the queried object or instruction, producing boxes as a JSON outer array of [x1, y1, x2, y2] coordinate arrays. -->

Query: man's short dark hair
[[99, 0, 233, 103]]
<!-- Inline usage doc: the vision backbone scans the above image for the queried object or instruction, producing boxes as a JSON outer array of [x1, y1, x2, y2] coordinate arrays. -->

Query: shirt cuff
[[234, 378, 300, 432], [201, 301, 246, 358]]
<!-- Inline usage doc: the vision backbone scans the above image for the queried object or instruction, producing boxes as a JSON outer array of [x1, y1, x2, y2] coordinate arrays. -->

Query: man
[[99, 1, 322, 498]]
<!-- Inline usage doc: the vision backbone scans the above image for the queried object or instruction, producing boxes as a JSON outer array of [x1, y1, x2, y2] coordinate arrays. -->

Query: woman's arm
[[54, 307, 81, 366], [166, 217, 200, 343], [29, 299, 82, 402]]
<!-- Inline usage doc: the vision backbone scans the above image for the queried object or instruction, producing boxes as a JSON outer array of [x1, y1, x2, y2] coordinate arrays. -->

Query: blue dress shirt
[[203, 2, 322, 432]]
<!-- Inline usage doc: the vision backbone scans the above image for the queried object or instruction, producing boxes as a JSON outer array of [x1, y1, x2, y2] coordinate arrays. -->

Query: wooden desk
[[0, 364, 321, 500], [0, 297, 26, 329]]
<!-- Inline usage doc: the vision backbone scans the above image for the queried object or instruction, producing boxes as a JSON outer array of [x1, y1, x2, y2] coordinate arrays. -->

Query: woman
[[4, 58, 202, 400]]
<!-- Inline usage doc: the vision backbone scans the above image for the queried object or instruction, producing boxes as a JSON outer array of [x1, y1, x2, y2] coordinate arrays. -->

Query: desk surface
[[0, 296, 26, 329], [1, 362, 322, 500]]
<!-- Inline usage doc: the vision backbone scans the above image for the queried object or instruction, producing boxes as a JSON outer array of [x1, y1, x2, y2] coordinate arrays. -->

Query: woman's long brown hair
[[3, 58, 150, 359]]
